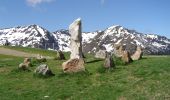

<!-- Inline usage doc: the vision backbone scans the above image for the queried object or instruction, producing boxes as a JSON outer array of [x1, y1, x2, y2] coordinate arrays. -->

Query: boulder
[[131, 46, 143, 60], [34, 64, 54, 76], [56, 50, 66, 60], [104, 53, 115, 68], [95, 50, 107, 59], [113, 44, 125, 58], [121, 51, 132, 64], [62, 58, 85, 73]]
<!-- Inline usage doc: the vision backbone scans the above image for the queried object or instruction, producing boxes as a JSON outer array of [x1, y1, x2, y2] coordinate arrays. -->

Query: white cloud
[[26, 0, 54, 7]]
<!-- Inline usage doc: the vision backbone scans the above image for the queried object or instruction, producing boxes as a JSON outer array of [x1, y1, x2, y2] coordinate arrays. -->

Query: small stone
[[131, 46, 143, 60], [18, 58, 32, 70], [104, 53, 115, 68], [62, 58, 85, 73], [19, 63, 29, 70], [121, 51, 132, 64], [23, 58, 31, 63], [95, 50, 107, 59], [113, 44, 125, 58], [36, 54, 47, 62], [56, 50, 65, 60], [34, 64, 54, 76]]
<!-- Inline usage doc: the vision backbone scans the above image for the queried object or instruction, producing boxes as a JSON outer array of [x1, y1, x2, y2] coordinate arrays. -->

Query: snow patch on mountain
[[0, 24, 170, 55]]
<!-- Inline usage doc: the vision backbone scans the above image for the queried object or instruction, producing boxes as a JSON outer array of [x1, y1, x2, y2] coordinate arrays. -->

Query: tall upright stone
[[62, 18, 85, 73], [69, 18, 83, 59]]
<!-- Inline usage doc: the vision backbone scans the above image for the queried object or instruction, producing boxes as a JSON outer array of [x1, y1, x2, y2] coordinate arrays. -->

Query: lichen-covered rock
[[104, 53, 115, 68], [34, 64, 54, 76], [131, 46, 143, 60], [62, 58, 85, 73], [95, 50, 107, 59]]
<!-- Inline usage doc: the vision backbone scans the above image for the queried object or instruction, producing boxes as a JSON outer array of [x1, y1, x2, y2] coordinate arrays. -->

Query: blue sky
[[0, 0, 170, 38]]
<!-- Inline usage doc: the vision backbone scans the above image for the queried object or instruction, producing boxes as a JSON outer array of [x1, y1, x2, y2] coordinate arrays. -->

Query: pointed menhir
[[62, 18, 85, 73], [69, 18, 83, 59]]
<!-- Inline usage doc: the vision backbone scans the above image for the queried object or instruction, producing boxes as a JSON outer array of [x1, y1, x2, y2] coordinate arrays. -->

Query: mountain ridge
[[0, 24, 170, 55]]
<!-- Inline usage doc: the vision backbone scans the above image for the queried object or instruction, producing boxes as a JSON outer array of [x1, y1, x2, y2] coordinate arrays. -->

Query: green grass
[[0, 47, 170, 100], [1, 46, 70, 57]]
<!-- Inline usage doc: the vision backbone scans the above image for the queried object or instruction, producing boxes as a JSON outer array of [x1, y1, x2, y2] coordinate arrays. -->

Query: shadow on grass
[[97, 65, 116, 74], [10, 68, 31, 74], [33, 73, 55, 79], [86, 59, 103, 64], [58, 70, 92, 78]]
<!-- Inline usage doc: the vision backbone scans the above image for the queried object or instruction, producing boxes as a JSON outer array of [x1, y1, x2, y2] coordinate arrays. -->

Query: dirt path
[[0, 47, 38, 57]]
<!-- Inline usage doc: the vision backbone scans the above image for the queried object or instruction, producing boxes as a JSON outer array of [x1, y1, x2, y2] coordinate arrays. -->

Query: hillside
[[0, 47, 169, 100], [1, 25, 170, 55]]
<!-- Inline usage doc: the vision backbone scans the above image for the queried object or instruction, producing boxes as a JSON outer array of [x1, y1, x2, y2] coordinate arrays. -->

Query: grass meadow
[[0, 46, 169, 100]]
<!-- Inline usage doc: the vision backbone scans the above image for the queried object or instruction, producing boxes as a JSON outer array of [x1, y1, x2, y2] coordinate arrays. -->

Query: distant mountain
[[0, 25, 58, 50], [0, 24, 170, 55]]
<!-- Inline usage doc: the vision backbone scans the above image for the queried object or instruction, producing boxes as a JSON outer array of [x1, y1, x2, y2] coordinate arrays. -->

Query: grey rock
[[56, 50, 65, 60], [34, 64, 54, 76], [104, 53, 115, 68], [69, 18, 83, 59], [95, 50, 107, 59]]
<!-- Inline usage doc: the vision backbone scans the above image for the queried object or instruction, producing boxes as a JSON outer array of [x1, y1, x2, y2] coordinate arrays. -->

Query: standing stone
[[56, 50, 66, 60], [121, 51, 132, 64], [62, 18, 85, 73], [95, 50, 107, 59], [131, 46, 143, 60], [69, 18, 83, 59], [104, 53, 115, 68], [34, 64, 54, 76]]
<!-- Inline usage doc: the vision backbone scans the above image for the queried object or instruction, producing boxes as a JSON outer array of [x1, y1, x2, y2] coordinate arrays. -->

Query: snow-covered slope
[[53, 25, 170, 55], [0, 25, 58, 49], [82, 25, 170, 55], [0, 24, 170, 55]]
